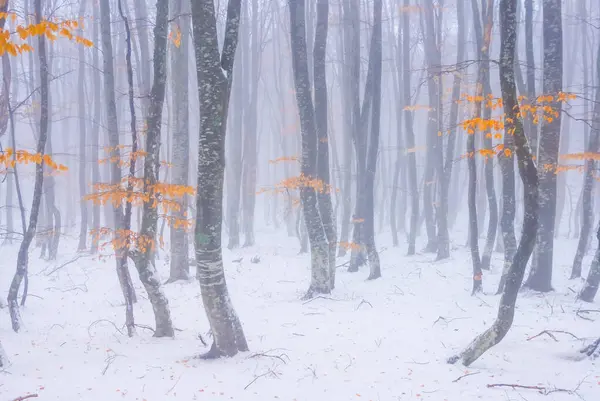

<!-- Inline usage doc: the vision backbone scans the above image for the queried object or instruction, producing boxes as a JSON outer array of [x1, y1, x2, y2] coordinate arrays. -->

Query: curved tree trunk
[[449, 0, 538, 366], [191, 0, 248, 358], [7, 0, 49, 332]]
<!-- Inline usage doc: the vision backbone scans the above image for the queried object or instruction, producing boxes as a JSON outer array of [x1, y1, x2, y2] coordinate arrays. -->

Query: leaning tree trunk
[[290, 0, 331, 297], [525, 0, 562, 292], [168, 0, 191, 281], [448, 0, 538, 366], [191, 0, 248, 358], [7, 0, 49, 332], [571, 36, 600, 279], [313, 0, 337, 289]]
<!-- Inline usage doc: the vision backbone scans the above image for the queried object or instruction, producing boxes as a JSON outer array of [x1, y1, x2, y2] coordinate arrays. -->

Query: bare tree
[[448, 0, 538, 366], [525, 0, 563, 292], [77, 0, 88, 251], [191, 0, 248, 358]]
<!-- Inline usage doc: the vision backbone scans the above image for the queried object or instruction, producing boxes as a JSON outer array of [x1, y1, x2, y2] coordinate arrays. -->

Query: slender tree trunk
[[90, 5, 102, 253], [99, 0, 136, 336], [289, 0, 331, 297], [403, 0, 418, 255], [449, 0, 538, 366], [77, 0, 88, 251], [525, 0, 562, 292], [579, 222, 600, 302], [364, 0, 382, 280], [572, 38, 600, 279], [313, 0, 337, 288], [191, 0, 248, 358], [7, 0, 49, 332], [168, 0, 191, 280]]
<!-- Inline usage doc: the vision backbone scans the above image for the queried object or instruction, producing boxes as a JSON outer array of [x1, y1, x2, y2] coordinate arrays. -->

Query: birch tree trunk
[[448, 0, 538, 366], [191, 0, 248, 358]]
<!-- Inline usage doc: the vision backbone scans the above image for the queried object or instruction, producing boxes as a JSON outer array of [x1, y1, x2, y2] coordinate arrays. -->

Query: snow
[[1, 231, 598, 401]]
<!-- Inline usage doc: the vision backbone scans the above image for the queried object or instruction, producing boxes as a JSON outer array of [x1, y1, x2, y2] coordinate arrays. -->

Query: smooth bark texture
[[168, 0, 191, 281], [7, 0, 49, 332], [525, 0, 562, 292], [77, 0, 88, 251], [289, 0, 331, 297], [449, 0, 538, 366], [192, 0, 248, 358]]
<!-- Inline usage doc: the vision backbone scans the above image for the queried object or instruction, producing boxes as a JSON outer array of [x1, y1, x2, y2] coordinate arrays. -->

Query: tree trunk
[[525, 0, 562, 292], [168, 0, 191, 280], [313, 0, 337, 288], [448, 0, 538, 366], [579, 223, 600, 303], [7, 0, 49, 332], [99, 0, 136, 336], [403, 0, 418, 256], [90, 4, 102, 254], [191, 0, 248, 358], [571, 39, 600, 278], [364, 0, 382, 280], [289, 0, 331, 297], [77, 0, 88, 251]]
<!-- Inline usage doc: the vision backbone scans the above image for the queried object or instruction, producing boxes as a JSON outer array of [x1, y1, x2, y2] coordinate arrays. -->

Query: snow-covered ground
[[1, 231, 598, 400]]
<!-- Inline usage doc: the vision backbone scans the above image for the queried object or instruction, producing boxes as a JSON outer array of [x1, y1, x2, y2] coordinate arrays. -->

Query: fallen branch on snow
[[244, 368, 279, 390], [248, 350, 290, 364], [11, 395, 38, 401], [527, 330, 581, 342], [576, 309, 600, 321], [452, 371, 479, 382], [486, 382, 579, 396], [355, 299, 373, 310], [302, 296, 340, 305]]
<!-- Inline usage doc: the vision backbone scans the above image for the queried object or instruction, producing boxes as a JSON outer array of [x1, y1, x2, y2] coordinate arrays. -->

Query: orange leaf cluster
[[0, 13, 92, 56], [90, 228, 156, 253], [0, 148, 68, 170], [268, 155, 298, 164], [339, 241, 361, 251]]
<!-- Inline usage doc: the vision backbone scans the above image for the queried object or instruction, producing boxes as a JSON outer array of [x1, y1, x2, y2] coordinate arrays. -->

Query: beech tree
[[191, 0, 248, 358]]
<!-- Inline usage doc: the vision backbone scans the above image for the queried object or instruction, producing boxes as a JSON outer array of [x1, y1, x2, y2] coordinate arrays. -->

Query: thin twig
[[44, 255, 85, 276], [11, 395, 39, 401], [527, 330, 581, 342], [355, 299, 373, 310], [248, 350, 289, 364], [453, 371, 480, 382], [244, 369, 276, 390], [486, 383, 573, 395], [302, 296, 340, 305], [165, 374, 183, 395]]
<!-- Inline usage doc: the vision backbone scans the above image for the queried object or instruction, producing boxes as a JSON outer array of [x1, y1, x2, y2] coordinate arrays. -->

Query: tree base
[[580, 337, 600, 359]]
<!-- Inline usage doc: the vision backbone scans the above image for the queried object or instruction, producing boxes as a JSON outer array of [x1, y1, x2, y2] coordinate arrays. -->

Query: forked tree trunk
[[448, 0, 538, 366], [313, 0, 337, 288], [168, 0, 191, 280], [289, 0, 331, 297], [7, 0, 49, 332], [191, 0, 248, 358], [525, 0, 562, 292]]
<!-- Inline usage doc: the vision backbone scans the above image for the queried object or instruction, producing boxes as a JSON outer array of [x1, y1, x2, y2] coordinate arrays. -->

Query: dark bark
[[313, 0, 337, 288], [449, 0, 538, 366], [525, 0, 562, 292], [191, 0, 248, 358], [7, 0, 49, 332], [571, 18, 600, 280], [364, 0, 382, 280], [524, 0, 537, 150], [289, 0, 331, 297]]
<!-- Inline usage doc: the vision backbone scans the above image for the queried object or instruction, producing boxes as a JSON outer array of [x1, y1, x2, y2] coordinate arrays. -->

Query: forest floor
[[0, 230, 599, 401]]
